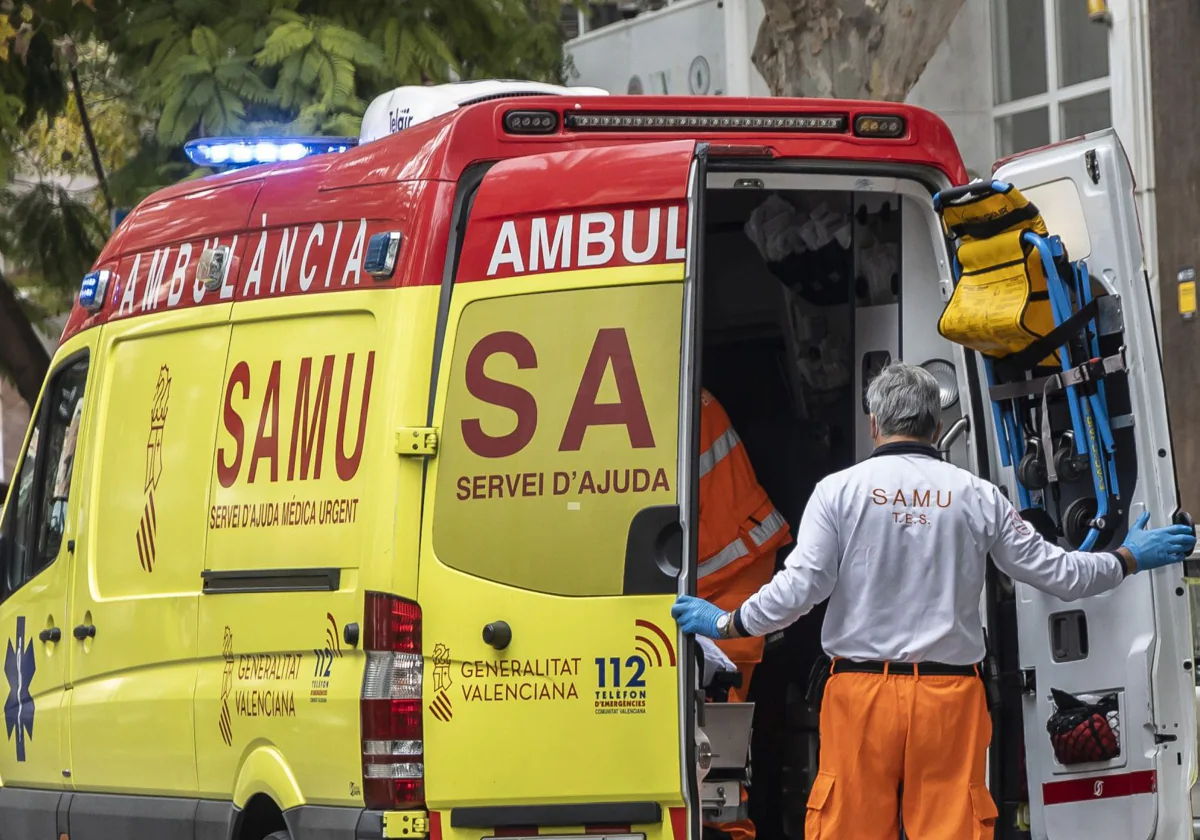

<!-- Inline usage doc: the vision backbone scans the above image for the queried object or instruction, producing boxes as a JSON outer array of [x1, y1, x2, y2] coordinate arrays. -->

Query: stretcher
[[933, 180, 1124, 549]]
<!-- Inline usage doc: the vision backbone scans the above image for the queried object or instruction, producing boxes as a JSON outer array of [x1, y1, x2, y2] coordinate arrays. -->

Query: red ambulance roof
[[61, 95, 966, 344]]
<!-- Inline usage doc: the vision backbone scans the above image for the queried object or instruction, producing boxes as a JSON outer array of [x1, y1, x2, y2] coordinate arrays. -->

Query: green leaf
[[190, 24, 223, 62], [0, 183, 107, 297], [171, 53, 214, 78], [256, 19, 313, 66]]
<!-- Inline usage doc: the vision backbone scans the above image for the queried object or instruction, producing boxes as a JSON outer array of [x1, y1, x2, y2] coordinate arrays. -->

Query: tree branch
[[69, 64, 114, 216], [0, 270, 51, 409]]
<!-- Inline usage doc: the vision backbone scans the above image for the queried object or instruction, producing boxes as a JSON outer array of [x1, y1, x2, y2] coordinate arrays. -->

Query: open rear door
[[992, 129, 1195, 839], [417, 141, 704, 840]]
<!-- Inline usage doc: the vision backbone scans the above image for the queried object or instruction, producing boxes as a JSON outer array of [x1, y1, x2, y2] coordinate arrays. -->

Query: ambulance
[[0, 78, 1194, 840]]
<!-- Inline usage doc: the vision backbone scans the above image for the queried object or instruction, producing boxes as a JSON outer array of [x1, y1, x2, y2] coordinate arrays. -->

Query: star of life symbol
[[4, 617, 35, 762], [432, 643, 452, 692]]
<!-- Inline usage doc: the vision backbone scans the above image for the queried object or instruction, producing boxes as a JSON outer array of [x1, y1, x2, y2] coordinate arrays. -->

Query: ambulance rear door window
[[433, 283, 683, 597]]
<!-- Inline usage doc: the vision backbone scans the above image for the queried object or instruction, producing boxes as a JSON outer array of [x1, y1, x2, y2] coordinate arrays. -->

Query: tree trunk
[[752, 0, 966, 100], [1148, 0, 1200, 515], [0, 272, 50, 408]]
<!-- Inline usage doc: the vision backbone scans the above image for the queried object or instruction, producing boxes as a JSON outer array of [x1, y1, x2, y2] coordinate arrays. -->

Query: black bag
[[1045, 687, 1120, 765], [980, 628, 1000, 712], [805, 654, 833, 713]]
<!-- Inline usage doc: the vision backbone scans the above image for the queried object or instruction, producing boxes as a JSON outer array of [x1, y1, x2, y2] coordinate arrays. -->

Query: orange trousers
[[805, 671, 998, 840]]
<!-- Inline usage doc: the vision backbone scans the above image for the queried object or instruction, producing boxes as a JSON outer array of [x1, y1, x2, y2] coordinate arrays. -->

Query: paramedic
[[673, 363, 1197, 840], [697, 387, 791, 704]]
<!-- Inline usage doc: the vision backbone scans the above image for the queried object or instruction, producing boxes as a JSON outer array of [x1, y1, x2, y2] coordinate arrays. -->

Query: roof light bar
[[562, 113, 846, 133], [183, 137, 357, 168]]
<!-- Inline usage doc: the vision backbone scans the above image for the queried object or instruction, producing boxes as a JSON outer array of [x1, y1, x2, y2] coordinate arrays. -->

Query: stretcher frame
[[936, 180, 1124, 550]]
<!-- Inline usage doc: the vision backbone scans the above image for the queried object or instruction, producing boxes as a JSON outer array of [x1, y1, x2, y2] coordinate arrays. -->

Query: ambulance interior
[[697, 175, 991, 840]]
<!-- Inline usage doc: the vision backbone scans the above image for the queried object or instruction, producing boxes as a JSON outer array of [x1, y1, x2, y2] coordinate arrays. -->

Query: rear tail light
[[853, 114, 906, 139], [361, 592, 425, 809], [503, 109, 560, 135]]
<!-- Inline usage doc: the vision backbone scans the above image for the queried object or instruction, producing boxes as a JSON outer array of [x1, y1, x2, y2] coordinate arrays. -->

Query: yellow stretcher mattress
[[937, 184, 1059, 365]]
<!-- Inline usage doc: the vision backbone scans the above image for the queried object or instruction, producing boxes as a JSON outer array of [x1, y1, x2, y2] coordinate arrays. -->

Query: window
[[992, 0, 1111, 157], [1190, 582, 1200, 686], [0, 356, 89, 599]]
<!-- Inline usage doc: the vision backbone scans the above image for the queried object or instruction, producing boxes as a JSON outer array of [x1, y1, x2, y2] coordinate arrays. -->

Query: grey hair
[[866, 362, 941, 440]]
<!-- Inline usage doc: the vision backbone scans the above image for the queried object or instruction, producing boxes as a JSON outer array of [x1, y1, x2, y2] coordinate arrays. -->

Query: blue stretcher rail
[[1021, 231, 1119, 549]]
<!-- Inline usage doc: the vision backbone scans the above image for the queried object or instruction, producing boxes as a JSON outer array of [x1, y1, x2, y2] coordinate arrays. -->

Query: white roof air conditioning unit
[[359, 80, 609, 145]]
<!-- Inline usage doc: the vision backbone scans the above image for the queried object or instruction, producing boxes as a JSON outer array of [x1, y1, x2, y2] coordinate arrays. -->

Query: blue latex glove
[[1122, 511, 1197, 572], [671, 595, 726, 638]]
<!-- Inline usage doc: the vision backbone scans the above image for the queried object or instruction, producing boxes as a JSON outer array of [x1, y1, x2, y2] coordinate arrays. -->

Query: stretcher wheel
[[1063, 497, 1111, 549], [1017, 451, 1048, 490], [1054, 444, 1088, 483]]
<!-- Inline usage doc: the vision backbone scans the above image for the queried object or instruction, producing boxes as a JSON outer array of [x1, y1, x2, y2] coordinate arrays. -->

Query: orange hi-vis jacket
[[698, 389, 792, 678]]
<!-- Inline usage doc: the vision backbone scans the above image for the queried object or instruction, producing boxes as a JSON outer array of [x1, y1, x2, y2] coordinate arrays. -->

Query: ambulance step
[[451, 802, 661, 828]]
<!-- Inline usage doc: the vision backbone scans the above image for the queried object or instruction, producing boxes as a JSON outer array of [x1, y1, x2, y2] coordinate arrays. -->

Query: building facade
[[565, 0, 1159, 312]]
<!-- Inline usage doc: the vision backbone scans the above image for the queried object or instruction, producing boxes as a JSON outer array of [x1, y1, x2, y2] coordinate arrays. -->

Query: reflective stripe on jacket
[[696, 388, 791, 588]]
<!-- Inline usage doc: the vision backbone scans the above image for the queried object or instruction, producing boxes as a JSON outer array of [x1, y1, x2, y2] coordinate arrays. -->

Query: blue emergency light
[[78, 269, 112, 313], [183, 137, 357, 168]]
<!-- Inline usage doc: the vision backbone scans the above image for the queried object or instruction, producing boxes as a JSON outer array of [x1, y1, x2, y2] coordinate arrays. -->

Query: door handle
[[73, 624, 96, 641], [482, 621, 512, 651], [623, 505, 682, 595], [39, 627, 61, 644]]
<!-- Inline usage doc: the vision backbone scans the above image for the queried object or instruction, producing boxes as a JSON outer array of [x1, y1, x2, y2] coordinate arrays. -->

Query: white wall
[[567, 0, 728, 96], [905, 0, 996, 177]]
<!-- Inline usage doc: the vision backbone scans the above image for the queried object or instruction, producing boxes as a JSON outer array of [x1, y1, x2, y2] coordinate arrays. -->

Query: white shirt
[[738, 444, 1126, 665]]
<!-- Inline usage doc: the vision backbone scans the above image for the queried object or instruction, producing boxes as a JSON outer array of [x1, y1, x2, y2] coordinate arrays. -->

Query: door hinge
[[396, 427, 438, 457], [1000, 668, 1036, 695], [383, 811, 429, 838]]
